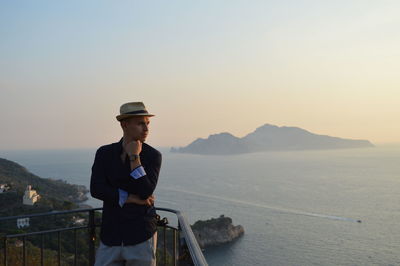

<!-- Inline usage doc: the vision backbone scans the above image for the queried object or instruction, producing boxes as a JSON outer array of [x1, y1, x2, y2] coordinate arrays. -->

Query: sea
[[1, 145, 399, 266]]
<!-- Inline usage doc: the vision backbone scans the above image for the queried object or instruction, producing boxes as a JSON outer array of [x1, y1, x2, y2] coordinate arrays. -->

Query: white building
[[17, 217, 30, 228], [0, 184, 9, 193], [73, 217, 85, 225], [22, 185, 40, 205]]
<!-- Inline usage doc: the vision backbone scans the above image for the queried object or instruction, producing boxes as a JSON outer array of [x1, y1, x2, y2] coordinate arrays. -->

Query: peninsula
[[171, 124, 374, 155]]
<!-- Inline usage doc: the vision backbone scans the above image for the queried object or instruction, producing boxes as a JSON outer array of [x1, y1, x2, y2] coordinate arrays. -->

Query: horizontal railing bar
[[5, 225, 89, 238], [155, 207, 179, 214], [1, 206, 178, 222], [4, 223, 177, 239], [0, 207, 103, 222], [164, 225, 178, 230]]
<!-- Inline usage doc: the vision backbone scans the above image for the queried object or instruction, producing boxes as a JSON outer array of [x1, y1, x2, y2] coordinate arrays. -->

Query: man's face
[[121, 116, 150, 142]]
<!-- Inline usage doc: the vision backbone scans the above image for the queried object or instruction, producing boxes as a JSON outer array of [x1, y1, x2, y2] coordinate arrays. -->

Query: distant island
[[171, 124, 374, 155]]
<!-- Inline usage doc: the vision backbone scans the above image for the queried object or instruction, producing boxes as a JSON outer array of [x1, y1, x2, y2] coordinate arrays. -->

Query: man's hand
[[125, 194, 155, 206], [124, 140, 142, 157], [145, 195, 155, 206]]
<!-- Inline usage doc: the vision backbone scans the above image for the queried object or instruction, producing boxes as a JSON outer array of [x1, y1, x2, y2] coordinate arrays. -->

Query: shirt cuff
[[118, 189, 128, 207], [130, 166, 146, 180]]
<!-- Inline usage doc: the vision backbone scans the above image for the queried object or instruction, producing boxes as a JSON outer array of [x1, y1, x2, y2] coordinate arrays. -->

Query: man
[[90, 102, 162, 266]]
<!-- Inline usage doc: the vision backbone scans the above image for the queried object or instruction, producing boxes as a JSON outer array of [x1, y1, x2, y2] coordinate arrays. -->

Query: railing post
[[40, 234, 44, 266], [88, 210, 96, 266], [57, 231, 61, 266], [163, 226, 167, 266], [23, 236, 27, 266], [3, 237, 7, 266], [74, 229, 78, 266], [173, 229, 177, 266]]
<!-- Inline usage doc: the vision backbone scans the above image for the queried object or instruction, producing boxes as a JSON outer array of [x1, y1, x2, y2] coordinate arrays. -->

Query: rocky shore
[[191, 215, 244, 248]]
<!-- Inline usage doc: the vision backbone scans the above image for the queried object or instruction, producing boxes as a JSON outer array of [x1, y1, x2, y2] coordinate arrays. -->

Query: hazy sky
[[1, 1, 399, 150]]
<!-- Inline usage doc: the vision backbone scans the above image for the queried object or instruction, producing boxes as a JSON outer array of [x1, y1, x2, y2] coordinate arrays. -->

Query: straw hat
[[116, 102, 154, 121]]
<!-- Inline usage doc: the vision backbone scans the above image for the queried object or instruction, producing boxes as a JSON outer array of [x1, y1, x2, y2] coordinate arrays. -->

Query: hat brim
[[116, 113, 155, 121]]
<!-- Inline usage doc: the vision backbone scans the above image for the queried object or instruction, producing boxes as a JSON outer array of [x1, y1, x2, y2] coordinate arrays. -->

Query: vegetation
[[0, 231, 95, 265], [0, 157, 178, 265]]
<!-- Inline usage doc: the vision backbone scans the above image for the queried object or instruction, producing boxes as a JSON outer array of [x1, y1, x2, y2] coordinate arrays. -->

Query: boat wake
[[159, 187, 361, 223]]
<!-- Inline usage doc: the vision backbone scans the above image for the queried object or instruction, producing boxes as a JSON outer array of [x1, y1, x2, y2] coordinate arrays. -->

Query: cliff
[[171, 123, 374, 155], [191, 215, 244, 248]]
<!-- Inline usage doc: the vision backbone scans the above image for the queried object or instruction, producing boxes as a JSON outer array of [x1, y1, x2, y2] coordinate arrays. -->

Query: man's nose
[[143, 124, 149, 131]]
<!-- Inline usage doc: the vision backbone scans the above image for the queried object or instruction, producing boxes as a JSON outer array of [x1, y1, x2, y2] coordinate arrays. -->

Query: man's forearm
[[119, 150, 161, 199], [125, 194, 155, 206]]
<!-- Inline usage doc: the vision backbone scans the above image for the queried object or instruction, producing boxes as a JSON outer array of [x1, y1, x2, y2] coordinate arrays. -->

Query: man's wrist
[[128, 154, 140, 161]]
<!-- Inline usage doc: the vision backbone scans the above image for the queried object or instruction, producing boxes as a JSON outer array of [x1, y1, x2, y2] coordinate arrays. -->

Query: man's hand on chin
[[124, 140, 142, 157]]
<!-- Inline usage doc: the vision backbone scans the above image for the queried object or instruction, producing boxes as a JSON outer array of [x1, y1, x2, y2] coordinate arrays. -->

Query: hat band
[[124, 110, 148, 115]]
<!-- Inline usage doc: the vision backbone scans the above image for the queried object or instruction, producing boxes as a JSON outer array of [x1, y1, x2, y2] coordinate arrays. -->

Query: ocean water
[[1, 145, 399, 266]]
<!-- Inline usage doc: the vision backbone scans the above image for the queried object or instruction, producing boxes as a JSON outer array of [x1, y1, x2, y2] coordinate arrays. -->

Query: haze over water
[[1, 145, 399, 265]]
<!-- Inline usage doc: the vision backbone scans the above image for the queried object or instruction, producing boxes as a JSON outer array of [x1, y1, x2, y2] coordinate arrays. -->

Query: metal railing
[[0, 207, 208, 266]]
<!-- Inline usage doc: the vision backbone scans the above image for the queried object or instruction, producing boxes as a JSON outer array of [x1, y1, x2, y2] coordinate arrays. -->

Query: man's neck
[[122, 136, 128, 148], [121, 136, 130, 158], [122, 135, 135, 147]]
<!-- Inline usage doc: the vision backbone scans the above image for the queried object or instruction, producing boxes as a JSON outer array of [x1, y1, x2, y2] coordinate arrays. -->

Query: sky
[[1, 0, 399, 150]]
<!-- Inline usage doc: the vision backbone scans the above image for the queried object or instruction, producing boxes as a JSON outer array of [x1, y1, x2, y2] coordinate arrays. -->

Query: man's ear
[[120, 121, 126, 130]]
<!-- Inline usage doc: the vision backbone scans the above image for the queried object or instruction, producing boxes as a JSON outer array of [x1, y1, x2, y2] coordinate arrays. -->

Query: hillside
[[0, 158, 88, 216], [0, 158, 93, 264]]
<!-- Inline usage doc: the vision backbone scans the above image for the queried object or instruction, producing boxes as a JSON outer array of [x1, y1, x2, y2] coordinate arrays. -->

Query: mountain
[[171, 124, 374, 155], [171, 132, 249, 154]]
